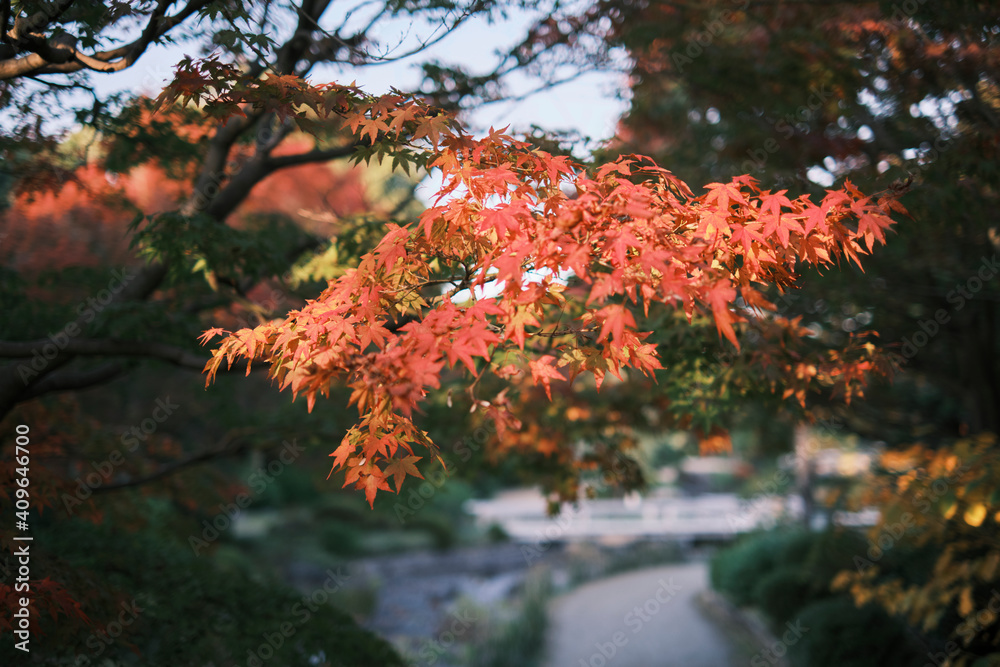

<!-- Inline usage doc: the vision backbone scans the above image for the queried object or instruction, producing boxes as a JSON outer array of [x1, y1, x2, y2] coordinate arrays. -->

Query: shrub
[[406, 515, 457, 551], [752, 567, 819, 626], [471, 571, 551, 667], [787, 597, 925, 667], [710, 529, 813, 605], [320, 520, 364, 556], [2, 518, 404, 667]]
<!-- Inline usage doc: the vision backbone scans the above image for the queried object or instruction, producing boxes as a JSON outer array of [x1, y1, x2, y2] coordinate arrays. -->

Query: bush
[[471, 571, 551, 667], [406, 515, 457, 550], [752, 567, 818, 626], [787, 597, 925, 667], [320, 520, 364, 556], [711, 528, 936, 667], [710, 529, 813, 605], [1, 518, 404, 667], [800, 528, 868, 584]]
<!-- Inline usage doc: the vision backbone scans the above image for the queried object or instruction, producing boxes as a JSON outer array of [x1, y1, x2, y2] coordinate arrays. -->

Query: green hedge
[[711, 528, 926, 667], [787, 597, 925, 667], [1, 518, 403, 667], [710, 529, 814, 606]]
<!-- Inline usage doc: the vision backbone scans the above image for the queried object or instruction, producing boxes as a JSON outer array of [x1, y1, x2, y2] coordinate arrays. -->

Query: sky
[[89, 4, 631, 152]]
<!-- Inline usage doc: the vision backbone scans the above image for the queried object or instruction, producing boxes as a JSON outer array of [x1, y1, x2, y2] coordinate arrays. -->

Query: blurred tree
[[599, 0, 1000, 441], [587, 1, 1000, 661]]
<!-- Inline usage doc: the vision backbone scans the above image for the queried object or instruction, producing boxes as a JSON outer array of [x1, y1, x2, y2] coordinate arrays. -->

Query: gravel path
[[544, 561, 738, 667]]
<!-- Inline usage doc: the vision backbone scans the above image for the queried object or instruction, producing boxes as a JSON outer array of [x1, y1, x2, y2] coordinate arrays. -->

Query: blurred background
[[1, 1, 998, 666]]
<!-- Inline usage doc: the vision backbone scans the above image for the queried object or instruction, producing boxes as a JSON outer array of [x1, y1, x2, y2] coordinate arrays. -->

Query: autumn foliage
[[834, 435, 1000, 659], [177, 74, 905, 505]]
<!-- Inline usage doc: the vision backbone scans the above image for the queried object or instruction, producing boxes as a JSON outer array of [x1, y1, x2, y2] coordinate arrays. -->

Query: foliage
[[711, 528, 926, 666], [711, 529, 815, 606], [786, 597, 925, 667], [0, 517, 404, 667], [468, 569, 551, 667], [191, 83, 903, 505], [0, 0, 905, 509], [602, 0, 1000, 440], [0, 1, 938, 657], [834, 436, 1000, 664], [603, 2, 999, 656]]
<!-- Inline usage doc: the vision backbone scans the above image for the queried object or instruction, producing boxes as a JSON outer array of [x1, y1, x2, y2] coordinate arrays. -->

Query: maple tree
[[174, 76, 903, 505], [0, 0, 901, 507], [0, 2, 917, 659]]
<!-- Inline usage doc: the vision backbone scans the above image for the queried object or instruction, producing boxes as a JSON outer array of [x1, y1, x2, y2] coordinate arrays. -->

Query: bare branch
[[19, 362, 125, 400], [91, 427, 259, 493], [0, 338, 207, 368], [263, 143, 360, 170]]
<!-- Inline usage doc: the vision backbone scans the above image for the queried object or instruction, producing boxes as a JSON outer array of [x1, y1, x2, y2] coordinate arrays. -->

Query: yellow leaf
[[980, 552, 1000, 581], [944, 501, 958, 520], [959, 586, 974, 616], [965, 503, 987, 527], [897, 471, 915, 492], [831, 571, 854, 591]]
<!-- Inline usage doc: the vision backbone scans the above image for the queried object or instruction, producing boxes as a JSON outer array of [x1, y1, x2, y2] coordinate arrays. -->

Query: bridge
[[465, 489, 878, 542]]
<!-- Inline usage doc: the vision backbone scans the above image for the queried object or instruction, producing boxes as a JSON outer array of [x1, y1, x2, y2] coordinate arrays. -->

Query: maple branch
[[19, 362, 126, 400], [0, 338, 206, 368], [532, 327, 582, 338], [90, 427, 260, 494], [199, 139, 360, 222], [0, 0, 211, 80], [263, 143, 361, 171], [0, 260, 171, 416], [185, 113, 264, 217]]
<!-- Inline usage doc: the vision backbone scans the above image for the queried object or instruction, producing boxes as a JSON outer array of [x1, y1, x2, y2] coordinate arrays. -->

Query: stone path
[[544, 561, 738, 667]]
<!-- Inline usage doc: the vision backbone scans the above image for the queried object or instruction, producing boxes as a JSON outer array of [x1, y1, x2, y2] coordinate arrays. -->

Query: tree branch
[[91, 427, 259, 494], [19, 362, 126, 400], [0, 0, 210, 80], [0, 338, 206, 368], [263, 143, 360, 171], [1, 1, 12, 44]]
